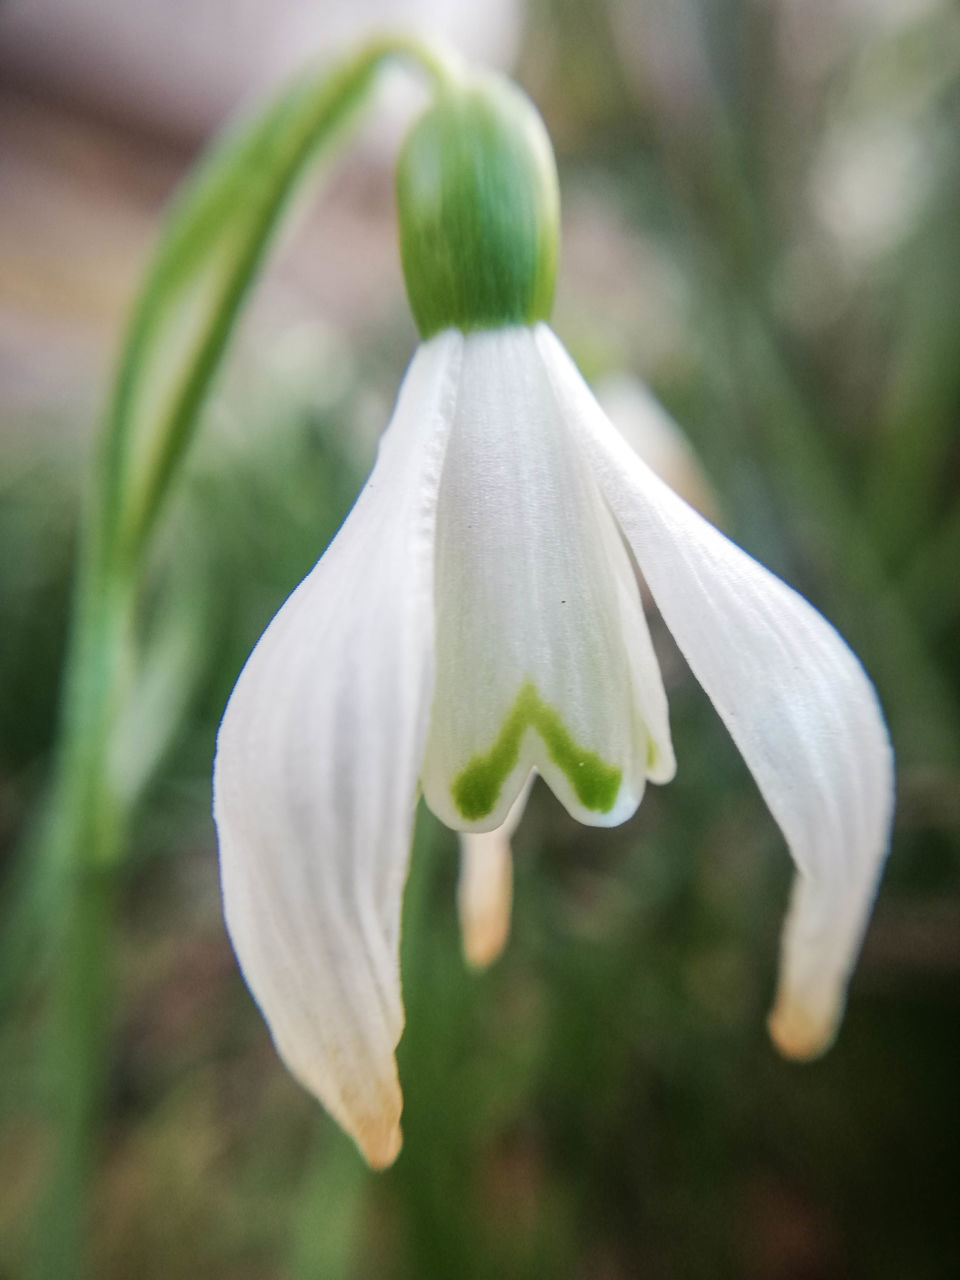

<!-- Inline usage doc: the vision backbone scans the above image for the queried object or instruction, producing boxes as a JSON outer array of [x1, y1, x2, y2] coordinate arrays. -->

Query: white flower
[[214, 62, 894, 1168], [213, 320, 894, 1168]]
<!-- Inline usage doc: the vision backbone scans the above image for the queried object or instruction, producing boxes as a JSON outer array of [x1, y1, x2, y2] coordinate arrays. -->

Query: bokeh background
[[1, 0, 959, 1276]]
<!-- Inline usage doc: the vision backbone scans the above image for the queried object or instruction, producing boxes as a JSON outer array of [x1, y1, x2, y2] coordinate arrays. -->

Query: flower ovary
[[397, 73, 559, 339]]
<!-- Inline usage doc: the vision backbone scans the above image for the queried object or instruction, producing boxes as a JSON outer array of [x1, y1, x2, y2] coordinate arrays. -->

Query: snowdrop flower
[[213, 69, 894, 1168]]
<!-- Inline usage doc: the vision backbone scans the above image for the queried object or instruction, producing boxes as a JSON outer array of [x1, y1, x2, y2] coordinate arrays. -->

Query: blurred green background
[[1, 0, 959, 1276]]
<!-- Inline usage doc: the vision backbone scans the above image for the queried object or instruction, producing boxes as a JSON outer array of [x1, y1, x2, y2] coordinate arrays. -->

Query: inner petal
[[421, 327, 671, 832]]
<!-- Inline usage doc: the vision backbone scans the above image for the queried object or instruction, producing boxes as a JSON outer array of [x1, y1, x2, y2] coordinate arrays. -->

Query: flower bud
[[397, 72, 559, 338]]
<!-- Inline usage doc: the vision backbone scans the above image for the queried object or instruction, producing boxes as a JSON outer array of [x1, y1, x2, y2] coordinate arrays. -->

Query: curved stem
[[103, 33, 459, 569]]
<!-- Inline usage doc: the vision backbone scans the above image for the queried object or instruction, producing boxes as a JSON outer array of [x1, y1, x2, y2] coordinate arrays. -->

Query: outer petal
[[538, 324, 894, 1059], [457, 776, 533, 970], [213, 332, 462, 1166], [421, 328, 674, 836]]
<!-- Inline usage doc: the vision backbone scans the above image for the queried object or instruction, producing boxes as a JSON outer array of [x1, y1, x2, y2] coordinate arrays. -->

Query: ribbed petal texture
[[214, 332, 462, 1166], [538, 323, 894, 1057]]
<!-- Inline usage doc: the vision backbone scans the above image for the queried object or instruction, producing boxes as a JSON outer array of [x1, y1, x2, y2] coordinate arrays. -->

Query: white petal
[[538, 323, 894, 1058], [213, 331, 462, 1166], [457, 775, 533, 970], [421, 327, 674, 835]]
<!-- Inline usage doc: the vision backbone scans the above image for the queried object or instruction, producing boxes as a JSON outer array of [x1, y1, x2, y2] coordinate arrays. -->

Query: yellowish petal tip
[[767, 998, 839, 1063], [359, 1119, 404, 1171], [463, 910, 510, 970], [345, 1072, 404, 1170]]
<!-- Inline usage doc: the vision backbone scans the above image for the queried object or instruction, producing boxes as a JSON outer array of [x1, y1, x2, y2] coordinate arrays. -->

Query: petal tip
[[348, 1077, 405, 1170], [767, 997, 840, 1063], [463, 918, 509, 971], [358, 1118, 404, 1171], [288, 1044, 406, 1172], [645, 735, 677, 785]]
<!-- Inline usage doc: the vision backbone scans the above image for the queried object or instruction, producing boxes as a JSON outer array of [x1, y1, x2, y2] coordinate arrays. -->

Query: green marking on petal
[[452, 682, 622, 821]]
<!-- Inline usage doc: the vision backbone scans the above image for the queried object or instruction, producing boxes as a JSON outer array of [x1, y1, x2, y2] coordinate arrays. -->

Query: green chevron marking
[[452, 682, 622, 821]]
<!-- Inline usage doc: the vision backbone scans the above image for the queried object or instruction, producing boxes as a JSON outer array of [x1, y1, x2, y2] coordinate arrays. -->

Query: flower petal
[[538, 323, 894, 1058], [421, 327, 673, 835], [458, 776, 533, 970], [213, 331, 463, 1166]]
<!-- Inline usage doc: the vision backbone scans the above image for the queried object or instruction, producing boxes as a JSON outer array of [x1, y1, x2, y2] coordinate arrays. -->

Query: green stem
[[107, 34, 459, 567], [28, 33, 454, 1280], [29, 563, 136, 1280], [32, 867, 118, 1280]]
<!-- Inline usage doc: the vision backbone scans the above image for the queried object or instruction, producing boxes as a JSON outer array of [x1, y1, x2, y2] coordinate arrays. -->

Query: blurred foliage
[[1, 1, 959, 1277]]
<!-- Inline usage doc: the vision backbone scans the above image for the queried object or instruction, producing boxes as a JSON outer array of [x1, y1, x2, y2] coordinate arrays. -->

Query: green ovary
[[452, 682, 623, 821]]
